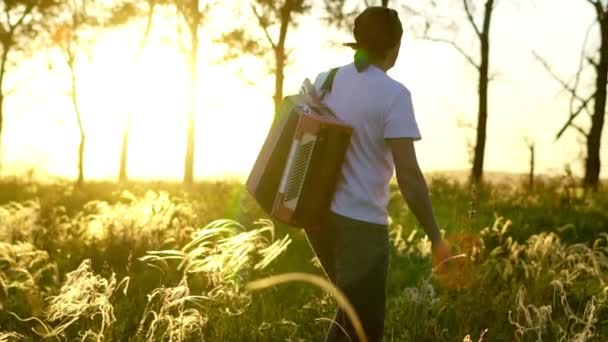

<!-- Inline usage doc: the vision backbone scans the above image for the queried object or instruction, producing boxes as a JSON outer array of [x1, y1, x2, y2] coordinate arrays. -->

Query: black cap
[[344, 7, 403, 52]]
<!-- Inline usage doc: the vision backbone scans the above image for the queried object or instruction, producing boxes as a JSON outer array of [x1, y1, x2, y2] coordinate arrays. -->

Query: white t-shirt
[[313, 63, 421, 225]]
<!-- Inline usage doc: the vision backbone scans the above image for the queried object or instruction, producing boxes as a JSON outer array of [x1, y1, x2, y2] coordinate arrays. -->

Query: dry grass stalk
[[43, 259, 129, 341], [0, 332, 24, 342], [136, 278, 208, 341], [246, 272, 368, 342]]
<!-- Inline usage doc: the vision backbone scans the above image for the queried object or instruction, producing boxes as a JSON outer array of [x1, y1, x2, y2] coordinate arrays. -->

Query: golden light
[[13, 23, 275, 182], [434, 233, 481, 289], [4, 2, 603, 181]]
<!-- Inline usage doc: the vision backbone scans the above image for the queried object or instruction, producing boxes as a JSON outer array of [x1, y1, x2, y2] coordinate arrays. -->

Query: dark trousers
[[306, 212, 390, 342]]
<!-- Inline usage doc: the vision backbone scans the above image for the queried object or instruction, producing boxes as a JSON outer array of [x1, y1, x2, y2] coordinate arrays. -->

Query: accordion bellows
[[247, 95, 352, 228]]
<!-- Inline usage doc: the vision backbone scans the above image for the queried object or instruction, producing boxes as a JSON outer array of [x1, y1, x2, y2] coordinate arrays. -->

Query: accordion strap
[[320, 67, 339, 101]]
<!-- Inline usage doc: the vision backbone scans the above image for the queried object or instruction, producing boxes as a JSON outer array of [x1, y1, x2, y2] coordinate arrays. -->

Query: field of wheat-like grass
[[0, 176, 606, 341]]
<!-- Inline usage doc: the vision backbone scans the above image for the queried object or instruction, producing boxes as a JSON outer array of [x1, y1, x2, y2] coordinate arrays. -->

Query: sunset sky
[[1, 0, 606, 182]]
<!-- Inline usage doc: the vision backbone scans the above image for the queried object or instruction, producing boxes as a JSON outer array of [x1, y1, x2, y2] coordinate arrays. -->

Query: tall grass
[[0, 179, 606, 340], [246, 272, 368, 342], [0, 332, 24, 342], [0, 242, 57, 318], [35, 259, 129, 341], [136, 279, 208, 341], [0, 201, 41, 243]]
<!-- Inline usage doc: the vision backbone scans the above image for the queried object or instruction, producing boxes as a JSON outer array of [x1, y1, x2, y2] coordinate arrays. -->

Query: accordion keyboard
[[282, 134, 317, 210]]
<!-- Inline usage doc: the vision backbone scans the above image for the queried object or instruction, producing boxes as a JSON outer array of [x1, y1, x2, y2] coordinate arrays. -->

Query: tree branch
[[568, 21, 598, 114], [426, 36, 480, 70], [252, 5, 277, 50], [533, 51, 596, 140], [578, 93, 595, 117], [3, 4, 11, 31], [586, 55, 599, 68], [570, 123, 589, 137], [9, 3, 35, 32], [174, 4, 187, 56], [556, 93, 594, 139], [532, 51, 587, 103], [463, 0, 482, 38], [585, 0, 603, 16], [136, 0, 156, 59]]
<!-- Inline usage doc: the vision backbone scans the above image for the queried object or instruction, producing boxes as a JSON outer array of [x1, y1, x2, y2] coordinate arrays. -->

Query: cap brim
[[343, 42, 359, 49]]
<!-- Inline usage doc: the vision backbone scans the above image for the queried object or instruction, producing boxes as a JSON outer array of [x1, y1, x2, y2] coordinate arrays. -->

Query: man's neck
[[371, 61, 389, 72]]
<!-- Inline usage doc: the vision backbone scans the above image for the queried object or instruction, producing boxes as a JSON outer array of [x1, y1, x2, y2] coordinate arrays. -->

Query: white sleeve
[[383, 86, 422, 140]]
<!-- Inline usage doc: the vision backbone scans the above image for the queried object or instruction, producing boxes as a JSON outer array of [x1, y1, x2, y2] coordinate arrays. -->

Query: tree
[[461, 0, 495, 184], [51, 0, 106, 187], [524, 137, 535, 190], [0, 0, 61, 172], [109, 0, 210, 185], [325, 0, 497, 184], [220, 0, 312, 119], [142, 0, 212, 185], [108, 0, 157, 183], [221, 1, 395, 121], [417, 0, 497, 184], [535, 1, 607, 190], [175, 0, 208, 185]]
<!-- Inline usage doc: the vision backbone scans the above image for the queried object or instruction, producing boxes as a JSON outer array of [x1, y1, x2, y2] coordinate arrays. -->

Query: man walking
[[306, 6, 451, 342]]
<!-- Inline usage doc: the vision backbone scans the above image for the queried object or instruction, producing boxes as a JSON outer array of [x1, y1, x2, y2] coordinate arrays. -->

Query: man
[[305, 6, 451, 342]]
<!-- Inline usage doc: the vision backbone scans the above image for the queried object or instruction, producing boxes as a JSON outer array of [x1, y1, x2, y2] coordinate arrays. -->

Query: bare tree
[[118, 108, 131, 182], [108, 0, 157, 183], [174, 0, 209, 185], [524, 137, 535, 190], [327, 0, 498, 184], [421, 0, 497, 184], [466, 1, 495, 184], [220, 1, 312, 119], [110, 0, 210, 185], [220, 0, 395, 120], [0, 0, 61, 172], [534, 1, 607, 190], [51, 0, 105, 187]]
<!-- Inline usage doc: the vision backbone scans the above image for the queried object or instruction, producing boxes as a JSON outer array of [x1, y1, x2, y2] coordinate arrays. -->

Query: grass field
[[0, 175, 607, 341]]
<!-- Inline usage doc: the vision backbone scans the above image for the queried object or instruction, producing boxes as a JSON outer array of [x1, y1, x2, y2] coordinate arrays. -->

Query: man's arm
[[387, 138, 442, 245]]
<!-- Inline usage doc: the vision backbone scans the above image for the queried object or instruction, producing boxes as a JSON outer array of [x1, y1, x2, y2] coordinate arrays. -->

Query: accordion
[[246, 95, 352, 228]]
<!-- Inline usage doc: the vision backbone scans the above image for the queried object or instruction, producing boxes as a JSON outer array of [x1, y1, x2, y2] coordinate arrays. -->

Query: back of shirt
[[313, 63, 421, 225]]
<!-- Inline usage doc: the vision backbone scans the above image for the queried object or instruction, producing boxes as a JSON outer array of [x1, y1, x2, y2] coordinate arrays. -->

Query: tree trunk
[[183, 14, 198, 186], [0, 93, 4, 173], [70, 60, 85, 187], [0, 47, 9, 173], [528, 143, 535, 190], [273, 3, 291, 120], [118, 112, 130, 183], [273, 48, 285, 119], [584, 15, 608, 190], [471, 0, 494, 184], [184, 103, 195, 185], [78, 131, 85, 187], [118, 2, 156, 184]]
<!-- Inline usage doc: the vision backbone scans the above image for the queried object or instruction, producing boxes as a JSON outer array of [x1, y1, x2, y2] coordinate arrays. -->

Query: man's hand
[[432, 239, 473, 289], [431, 239, 452, 275]]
